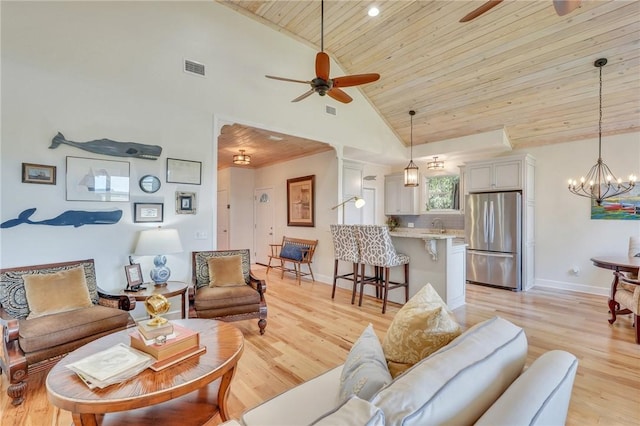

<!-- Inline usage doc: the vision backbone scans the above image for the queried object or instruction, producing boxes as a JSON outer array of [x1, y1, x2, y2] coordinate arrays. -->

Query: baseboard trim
[[533, 278, 609, 297]]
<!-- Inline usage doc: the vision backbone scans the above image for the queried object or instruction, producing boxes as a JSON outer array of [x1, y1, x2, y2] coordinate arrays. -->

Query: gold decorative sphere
[[144, 294, 171, 326]]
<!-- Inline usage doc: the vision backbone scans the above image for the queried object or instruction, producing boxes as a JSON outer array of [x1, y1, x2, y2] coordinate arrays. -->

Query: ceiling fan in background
[[460, 0, 582, 22], [265, 0, 380, 104]]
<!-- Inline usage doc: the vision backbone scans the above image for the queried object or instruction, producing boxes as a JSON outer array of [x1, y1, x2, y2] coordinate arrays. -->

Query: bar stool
[[330, 224, 360, 303], [355, 225, 409, 314]]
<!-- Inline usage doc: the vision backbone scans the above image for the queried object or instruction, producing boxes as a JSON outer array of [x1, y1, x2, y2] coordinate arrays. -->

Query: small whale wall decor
[[49, 132, 162, 160], [1, 208, 123, 228]]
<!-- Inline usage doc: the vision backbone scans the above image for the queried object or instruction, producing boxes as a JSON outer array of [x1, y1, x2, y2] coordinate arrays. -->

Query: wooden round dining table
[[46, 319, 243, 426], [590, 256, 640, 323]]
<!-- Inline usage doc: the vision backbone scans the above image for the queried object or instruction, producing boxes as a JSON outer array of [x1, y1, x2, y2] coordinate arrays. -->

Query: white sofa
[[224, 317, 578, 426]]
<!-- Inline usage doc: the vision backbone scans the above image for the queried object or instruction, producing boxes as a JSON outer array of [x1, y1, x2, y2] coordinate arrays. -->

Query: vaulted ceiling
[[219, 0, 639, 161]]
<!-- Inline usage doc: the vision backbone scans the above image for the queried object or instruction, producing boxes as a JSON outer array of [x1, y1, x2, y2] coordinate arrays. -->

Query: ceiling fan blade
[[316, 52, 330, 81], [327, 88, 353, 104], [291, 89, 316, 103], [332, 73, 380, 88], [553, 0, 581, 16], [459, 0, 503, 22], [265, 75, 311, 84]]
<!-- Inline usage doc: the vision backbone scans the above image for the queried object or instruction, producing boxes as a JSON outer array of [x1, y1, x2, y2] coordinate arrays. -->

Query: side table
[[120, 281, 188, 319]]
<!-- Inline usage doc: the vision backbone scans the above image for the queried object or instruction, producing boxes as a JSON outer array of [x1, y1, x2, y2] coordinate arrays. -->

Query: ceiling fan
[[265, 0, 380, 104], [459, 0, 582, 23]]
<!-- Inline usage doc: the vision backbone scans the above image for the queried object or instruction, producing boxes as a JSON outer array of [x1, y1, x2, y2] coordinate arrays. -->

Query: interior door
[[254, 187, 274, 265], [216, 189, 229, 250], [362, 187, 375, 224]]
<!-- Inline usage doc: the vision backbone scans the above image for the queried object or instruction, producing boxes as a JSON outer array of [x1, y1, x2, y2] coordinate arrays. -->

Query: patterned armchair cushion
[[280, 243, 304, 261], [330, 224, 360, 263], [0, 260, 99, 320], [194, 249, 251, 290]]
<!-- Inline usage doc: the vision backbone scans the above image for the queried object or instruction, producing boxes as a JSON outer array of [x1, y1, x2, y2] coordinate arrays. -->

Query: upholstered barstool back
[[330, 224, 360, 302], [354, 225, 410, 313]]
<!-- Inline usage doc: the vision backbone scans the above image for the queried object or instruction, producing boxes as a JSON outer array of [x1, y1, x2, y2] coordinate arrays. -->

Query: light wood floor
[[2, 266, 639, 425]]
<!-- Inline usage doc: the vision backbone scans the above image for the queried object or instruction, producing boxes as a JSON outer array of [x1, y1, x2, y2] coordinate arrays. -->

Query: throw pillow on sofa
[[382, 283, 461, 377], [338, 323, 392, 404], [23, 266, 94, 319]]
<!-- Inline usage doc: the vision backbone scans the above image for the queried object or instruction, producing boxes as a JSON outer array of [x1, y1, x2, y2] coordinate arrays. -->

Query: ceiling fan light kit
[[404, 110, 419, 187], [233, 149, 251, 165], [567, 58, 636, 205], [265, 0, 380, 104]]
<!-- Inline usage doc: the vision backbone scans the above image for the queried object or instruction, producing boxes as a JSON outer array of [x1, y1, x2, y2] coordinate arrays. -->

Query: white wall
[[524, 133, 640, 295], [0, 1, 401, 291]]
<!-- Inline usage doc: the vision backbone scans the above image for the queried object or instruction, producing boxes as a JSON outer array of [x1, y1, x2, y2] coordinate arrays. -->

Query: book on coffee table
[[130, 323, 199, 361], [148, 345, 207, 371]]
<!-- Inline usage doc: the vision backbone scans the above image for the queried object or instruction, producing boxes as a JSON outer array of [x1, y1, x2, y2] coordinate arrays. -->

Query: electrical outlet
[[195, 231, 208, 240], [408, 223, 414, 228]]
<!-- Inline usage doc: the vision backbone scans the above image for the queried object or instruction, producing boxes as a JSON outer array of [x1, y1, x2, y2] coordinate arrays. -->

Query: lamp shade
[[135, 228, 183, 256]]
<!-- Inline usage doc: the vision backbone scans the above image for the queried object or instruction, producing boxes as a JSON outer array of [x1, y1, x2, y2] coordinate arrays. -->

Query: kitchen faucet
[[432, 218, 446, 234]]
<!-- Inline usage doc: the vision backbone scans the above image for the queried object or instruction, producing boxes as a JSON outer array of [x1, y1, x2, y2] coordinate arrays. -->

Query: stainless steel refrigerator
[[465, 191, 521, 290]]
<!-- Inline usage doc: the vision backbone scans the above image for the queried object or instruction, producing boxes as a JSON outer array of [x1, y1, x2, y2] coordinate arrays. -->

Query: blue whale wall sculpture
[[1, 208, 123, 228], [49, 132, 162, 160]]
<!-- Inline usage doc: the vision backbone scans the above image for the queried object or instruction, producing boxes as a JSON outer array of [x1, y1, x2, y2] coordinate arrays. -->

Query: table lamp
[[134, 227, 183, 286]]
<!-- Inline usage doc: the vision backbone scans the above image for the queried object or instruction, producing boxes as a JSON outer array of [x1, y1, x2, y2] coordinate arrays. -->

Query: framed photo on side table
[[287, 175, 315, 227], [124, 264, 145, 292]]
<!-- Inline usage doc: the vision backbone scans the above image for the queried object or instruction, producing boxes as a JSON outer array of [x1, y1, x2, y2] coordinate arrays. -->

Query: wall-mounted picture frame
[[166, 158, 202, 185], [176, 191, 196, 214], [124, 263, 145, 292], [66, 156, 130, 201], [22, 163, 56, 185], [139, 175, 161, 193], [133, 202, 164, 223], [287, 175, 315, 227]]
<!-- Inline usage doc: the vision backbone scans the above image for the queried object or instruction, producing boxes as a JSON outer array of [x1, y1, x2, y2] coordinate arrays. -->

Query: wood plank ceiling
[[217, 0, 639, 167]]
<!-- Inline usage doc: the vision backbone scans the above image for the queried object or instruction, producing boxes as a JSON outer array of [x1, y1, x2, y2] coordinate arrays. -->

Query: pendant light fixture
[[567, 58, 636, 205], [233, 149, 251, 165], [404, 110, 419, 187], [426, 156, 445, 170]]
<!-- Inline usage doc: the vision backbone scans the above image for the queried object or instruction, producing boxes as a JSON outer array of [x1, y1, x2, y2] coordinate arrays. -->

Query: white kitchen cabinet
[[466, 159, 522, 192], [385, 173, 420, 215]]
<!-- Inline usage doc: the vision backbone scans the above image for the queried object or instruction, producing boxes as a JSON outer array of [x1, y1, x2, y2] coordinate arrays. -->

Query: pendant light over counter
[[404, 110, 419, 187]]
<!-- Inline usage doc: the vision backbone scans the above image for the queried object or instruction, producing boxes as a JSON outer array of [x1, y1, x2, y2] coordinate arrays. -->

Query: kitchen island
[[379, 229, 466, 310]]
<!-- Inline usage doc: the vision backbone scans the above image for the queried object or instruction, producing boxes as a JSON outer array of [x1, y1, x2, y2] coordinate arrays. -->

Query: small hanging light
[[404, 110, 419, 187], [567, 58, 636, 205], [426, 156, 445, 170], [233, 149, 251, 165]]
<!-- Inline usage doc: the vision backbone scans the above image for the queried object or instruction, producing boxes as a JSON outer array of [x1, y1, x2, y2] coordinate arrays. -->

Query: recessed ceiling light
[[268, 135, 284, 141], [368, 6, 379, 17]]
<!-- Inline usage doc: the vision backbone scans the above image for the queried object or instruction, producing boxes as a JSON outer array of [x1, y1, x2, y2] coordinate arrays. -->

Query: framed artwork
[[124, 264, 144, 291], [166, 158, 201, 185], [287, 175, 315, 227], [176, 191, 196, 214], [133, 203, 164, 223], [22, 163, 56, 185], [66, 156, 130, 201]]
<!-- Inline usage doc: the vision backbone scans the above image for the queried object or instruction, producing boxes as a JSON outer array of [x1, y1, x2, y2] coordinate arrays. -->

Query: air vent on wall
[[325, 105, 337, 116], [184, 59, 205, 77]]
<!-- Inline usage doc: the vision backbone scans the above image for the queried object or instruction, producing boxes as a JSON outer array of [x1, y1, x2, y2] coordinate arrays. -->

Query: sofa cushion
[[371, 316, 527, 426], [310, 396, 385, 426], [194, 285, 260, 311], [18, 305, 131, 353], [23, 266, 93, 319], [475, 350, 578, 426], [208, 255, 245, 287], [241, 365, 343, 426], [382, 283, 461, 377], [338, 324, 392, 404]]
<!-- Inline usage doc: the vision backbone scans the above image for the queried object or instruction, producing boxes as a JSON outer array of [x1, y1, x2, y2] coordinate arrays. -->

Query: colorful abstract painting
[[591, 185, 640, 220]]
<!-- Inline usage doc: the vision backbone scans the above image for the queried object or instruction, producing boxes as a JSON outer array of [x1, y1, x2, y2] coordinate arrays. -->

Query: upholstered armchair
[[191, 249, 267, 334], [0, 259, 135, 405], [612, 272, 639, 344]]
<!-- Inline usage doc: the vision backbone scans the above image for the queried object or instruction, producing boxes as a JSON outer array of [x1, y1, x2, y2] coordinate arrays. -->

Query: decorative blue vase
[[150, 255, 171, 286]]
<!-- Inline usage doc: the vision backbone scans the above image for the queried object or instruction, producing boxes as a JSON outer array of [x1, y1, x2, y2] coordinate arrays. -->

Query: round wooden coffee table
[[46, 319, 243, 425]]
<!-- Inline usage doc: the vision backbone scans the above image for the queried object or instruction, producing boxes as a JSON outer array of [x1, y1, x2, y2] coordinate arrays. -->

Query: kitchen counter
[[381, 228, 466, 309]]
